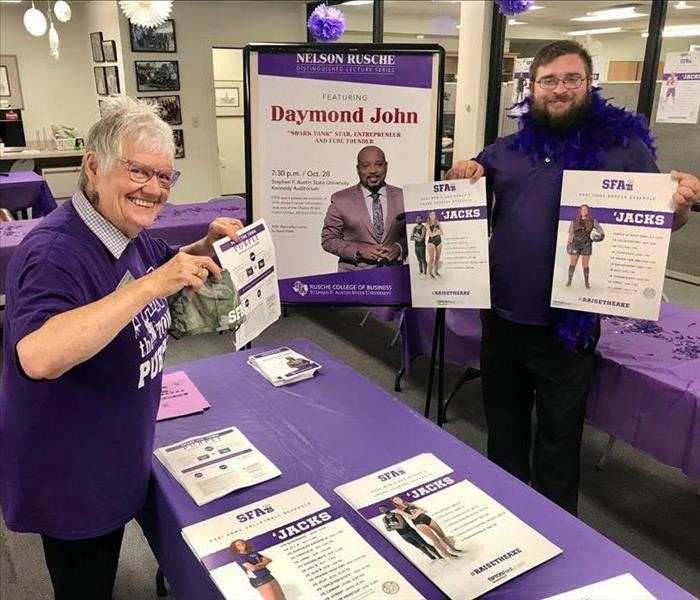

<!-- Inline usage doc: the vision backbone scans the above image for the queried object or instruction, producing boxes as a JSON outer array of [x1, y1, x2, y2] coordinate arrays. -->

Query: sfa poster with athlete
[[551, 170, 675, 320], [246, 46, 442, 304]]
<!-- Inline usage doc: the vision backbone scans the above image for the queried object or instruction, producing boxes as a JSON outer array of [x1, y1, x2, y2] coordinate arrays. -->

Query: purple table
[[0, 199, 247, 295], [0, 172, 57, 217], [401, 304, 700, 481], [137, 339, 691, 600]]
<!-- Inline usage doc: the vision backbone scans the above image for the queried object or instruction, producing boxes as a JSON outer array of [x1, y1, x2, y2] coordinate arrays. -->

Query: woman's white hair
[[79, 95, 175, 194]]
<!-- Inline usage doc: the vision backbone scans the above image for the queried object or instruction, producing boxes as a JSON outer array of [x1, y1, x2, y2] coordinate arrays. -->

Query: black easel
[[423, 308, 446, 426]]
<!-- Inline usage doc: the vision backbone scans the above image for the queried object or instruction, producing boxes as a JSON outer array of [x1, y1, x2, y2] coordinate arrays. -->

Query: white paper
[[510, 57, 533, 114], [543, 573, 655, 600], [656, 51, 700, 124], [182, 483, 423, 600], [403, 179, 490, 308], [248, 347, 321, 386], [213, 219, 281, 349], [335, 454, 562, 600], [550, 170, 675, 320], [155, 427, 281, 506]]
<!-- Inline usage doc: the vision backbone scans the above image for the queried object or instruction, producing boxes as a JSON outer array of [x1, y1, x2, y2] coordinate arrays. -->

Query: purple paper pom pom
[[308, 3, 346, 42], [494, 0, 534, 17]]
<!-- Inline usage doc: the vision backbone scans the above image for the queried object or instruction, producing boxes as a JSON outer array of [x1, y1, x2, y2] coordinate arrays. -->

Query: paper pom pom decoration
[[119, 0, 173, 29], [48, 22, 60, 60], [24, 3, 47, 37], [53, 0, 72, 23], [494, 0, 534, 17], [307, 3, 346, 42]]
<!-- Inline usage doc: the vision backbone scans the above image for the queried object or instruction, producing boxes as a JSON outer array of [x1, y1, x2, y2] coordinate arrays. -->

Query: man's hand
[[378, 243, 401, 263], [146, 252, 221, 297], [446, 160, 484, 182], [671, 170, 698, 211], [205, 217, 244, 251], [356, 243, 386, 262]]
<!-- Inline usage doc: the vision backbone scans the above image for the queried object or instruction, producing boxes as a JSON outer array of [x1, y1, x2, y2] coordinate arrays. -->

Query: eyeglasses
[[118, 159, 180, 189], [536, 75, 589, 90]]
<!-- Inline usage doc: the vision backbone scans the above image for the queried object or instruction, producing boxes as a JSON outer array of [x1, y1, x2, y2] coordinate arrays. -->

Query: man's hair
[[529, 40, 593, 82], [79, 95, 175, 198]]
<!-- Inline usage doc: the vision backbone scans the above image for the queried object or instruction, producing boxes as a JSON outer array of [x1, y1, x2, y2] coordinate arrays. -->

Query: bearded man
[[448, 40, 698, 516]]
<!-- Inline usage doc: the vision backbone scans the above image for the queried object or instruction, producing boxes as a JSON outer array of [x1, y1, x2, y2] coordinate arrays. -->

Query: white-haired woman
[[0, 96, 242, 598]]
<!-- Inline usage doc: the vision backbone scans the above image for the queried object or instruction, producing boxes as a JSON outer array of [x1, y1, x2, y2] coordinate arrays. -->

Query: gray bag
[[168, 269, 245, 339]]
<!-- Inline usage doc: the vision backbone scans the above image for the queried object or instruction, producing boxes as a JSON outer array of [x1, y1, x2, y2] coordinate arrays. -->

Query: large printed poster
[[247, 46, 442, 304], [655, 51, 700, 124]]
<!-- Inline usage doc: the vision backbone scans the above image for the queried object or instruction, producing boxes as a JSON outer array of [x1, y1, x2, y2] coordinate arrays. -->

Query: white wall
[[212, 48, 245, 195], [0, 2, 96, 142], [116, 0, 307, 204]]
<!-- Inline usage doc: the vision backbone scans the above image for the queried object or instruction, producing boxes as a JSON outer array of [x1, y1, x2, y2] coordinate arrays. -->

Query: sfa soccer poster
[[246, 46, 442, 304]]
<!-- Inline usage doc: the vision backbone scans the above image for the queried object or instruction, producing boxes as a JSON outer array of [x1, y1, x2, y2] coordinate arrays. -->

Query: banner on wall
[[245, 44, 443, 305], [655, 51, 700, 124]]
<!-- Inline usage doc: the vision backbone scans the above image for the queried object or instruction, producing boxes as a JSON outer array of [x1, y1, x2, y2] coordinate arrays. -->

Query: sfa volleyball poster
[[246, 46, 442, 304]]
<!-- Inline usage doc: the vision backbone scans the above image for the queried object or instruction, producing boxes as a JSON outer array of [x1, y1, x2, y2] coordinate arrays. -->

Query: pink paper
[[157, 371, 211, 421]]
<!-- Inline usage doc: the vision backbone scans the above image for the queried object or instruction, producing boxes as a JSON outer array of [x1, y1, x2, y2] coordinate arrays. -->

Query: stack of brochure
[[247, 347, 321, 386], [154, 427, 281, 506]]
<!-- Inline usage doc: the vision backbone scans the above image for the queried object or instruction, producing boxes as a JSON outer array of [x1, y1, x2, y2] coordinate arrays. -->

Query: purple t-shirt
[[1, 200, 175, 539], [477, 134, 658, 326]]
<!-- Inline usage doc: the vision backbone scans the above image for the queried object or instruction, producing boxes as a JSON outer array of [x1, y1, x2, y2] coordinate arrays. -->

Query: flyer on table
[[550, 170, 675, 320], [542, 573, 655, 600], [214, 219, 281, 349], [155, 427, 281, 506], [181, 483, 423, 600], [655, 51, 700, 125], [248, 48, 441, 304], [335, 453, 562, 600], [403, 179, 490, 308]]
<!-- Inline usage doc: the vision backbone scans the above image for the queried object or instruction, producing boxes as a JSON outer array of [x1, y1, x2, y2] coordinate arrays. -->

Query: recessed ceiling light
[[567, 27, 623, 36], [674, 1, 693, 8], [508, 19, 527, 25], [642, 24, 700, 37], [572, 7, 647, 22]]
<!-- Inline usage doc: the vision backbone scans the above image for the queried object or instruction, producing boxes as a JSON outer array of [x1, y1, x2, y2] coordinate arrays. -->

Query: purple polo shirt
[[1, 198, 175, 539], [477, 134, 658, 326]]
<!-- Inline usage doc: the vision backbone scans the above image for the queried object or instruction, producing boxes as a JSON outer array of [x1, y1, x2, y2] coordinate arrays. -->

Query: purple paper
[[157, 371, 210, 421], [405, 206, 487, 223], [259, 52, 434, 89]]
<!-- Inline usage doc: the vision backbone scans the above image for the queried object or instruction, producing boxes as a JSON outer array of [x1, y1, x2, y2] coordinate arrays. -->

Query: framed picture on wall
[[214, 80, 243, 117], [105, 66, 120, 94], [130, 19, 177, 53], [90, 32, 104, 62], [139, 94, 182, 125], [102, 40, 117, 62], [94, 67, 107, 96], [173, 129, 185, 159], [135, 60, 180, 92], [0, 55, 23, 108]]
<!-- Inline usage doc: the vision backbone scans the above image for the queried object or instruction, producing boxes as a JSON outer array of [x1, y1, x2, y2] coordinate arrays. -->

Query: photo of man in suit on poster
[[321, 146, 407, 271]]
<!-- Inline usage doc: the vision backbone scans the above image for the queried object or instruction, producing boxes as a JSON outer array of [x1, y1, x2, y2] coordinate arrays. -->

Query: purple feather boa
[[511, 88, 656, 351], [494, 0, 534, 16]]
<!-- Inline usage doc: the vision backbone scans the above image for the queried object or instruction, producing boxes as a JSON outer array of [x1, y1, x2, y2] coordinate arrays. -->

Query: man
[[448, 40, 698, 515], [321, 145, 407, 271], [378, 505, 442, 560]]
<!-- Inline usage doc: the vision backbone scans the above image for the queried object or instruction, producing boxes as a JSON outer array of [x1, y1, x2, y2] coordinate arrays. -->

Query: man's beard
[[531, 93, 591, 132]]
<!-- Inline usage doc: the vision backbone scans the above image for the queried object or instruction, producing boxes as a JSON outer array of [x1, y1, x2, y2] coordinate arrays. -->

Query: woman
[[411, 215, 427, 275], [426, 211, 443, 278], [567, 204, 604, 289], [391, 496, 461, 558], [0, 96, 243, 599], [230, 539, 287, 600]]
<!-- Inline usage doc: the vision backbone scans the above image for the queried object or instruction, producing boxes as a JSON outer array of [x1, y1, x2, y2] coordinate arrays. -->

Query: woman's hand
[[146, 252, 221, 297], [446, 160, 484, 182], [205, 217, 244, 251]]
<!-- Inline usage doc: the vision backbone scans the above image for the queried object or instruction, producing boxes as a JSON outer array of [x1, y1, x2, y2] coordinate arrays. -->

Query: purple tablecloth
[[401, 304, 700, 481], [0, 199, 247, 295], [137, 339, 691, 600], [0, 172, 57, 217]]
